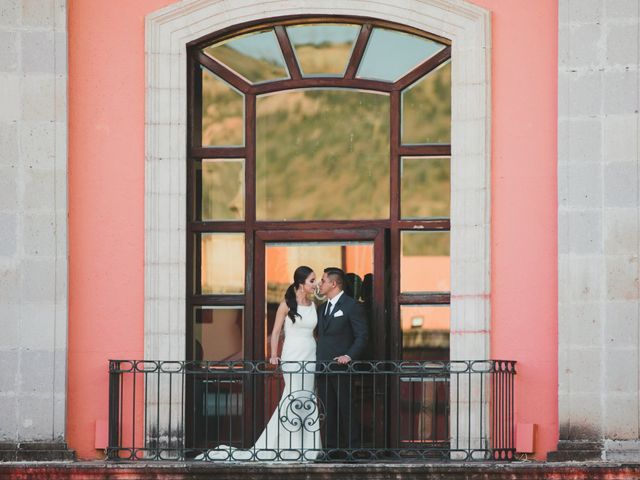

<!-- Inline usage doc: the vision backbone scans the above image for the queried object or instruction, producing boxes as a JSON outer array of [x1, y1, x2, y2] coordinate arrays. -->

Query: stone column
[[555, 0, 640, 462], [0, 0, 71, 460]]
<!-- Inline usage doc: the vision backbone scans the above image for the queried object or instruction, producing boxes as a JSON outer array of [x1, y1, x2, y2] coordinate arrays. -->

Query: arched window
[[186, 18, 452, 363]]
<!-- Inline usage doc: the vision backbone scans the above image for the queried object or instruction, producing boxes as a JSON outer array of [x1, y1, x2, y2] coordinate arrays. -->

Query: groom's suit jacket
[[316, 292, 368, 362]]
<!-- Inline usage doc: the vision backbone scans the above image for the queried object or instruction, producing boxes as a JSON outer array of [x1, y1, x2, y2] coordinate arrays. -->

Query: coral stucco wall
[[67, 0, 558, 459]]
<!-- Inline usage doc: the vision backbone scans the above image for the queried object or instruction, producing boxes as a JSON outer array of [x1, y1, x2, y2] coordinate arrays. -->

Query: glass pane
[[256, 89, 390, 220], [401, 305, 450, 360], [264, 241, 374, 358], [200, 233, 245, 294], [198, 158, 245, 221], [202, 68, 244, 146], [401, 61, 451, 144], [401, 231, 450, 292], [286, 24, 360, 76], [203, 29, 289, 84], [357, 28, 446, 82], [401, 157, 450, 219], [192, 307, 244, 361]]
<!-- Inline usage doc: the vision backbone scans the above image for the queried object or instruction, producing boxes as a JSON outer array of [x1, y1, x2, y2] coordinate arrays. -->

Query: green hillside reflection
[[256, 89, 390, 221]]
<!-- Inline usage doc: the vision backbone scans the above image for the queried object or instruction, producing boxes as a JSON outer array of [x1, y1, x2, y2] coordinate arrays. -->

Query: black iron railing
[[108, 360, 516, 462]]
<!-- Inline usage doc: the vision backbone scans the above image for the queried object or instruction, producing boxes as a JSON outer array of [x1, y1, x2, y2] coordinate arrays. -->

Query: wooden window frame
[[186, 16, 452, 361]]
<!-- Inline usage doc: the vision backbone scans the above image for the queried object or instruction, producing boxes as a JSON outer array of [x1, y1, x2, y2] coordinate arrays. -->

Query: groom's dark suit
[[316, 292, 368, 450]]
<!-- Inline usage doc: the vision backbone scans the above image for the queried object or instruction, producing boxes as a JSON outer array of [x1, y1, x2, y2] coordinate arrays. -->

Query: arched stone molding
[[144, 0, 491, 365]]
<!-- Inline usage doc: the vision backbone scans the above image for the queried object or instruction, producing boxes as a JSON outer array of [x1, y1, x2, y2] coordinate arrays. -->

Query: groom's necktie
[[325, 300, 332, 317]]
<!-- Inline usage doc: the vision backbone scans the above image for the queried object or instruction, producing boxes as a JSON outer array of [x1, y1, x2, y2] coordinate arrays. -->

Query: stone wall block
[[0, 304, 20, 348], [604, 347, 639, 394], [20, 259, 55, 303], [0, 171, 18, 211], [16, 395, 54, 440], [604, 114, 639, 162], [568, 210, 603, 254], [0, 351, 19, 394], [568, 0, 603, 24], [21, 0, 54, 28], [567, 71, 602, 116], [0, 75, 21, 122], [567, 164, 602, 208], [605, 396, 640, 439], [0, 268, 20, 304], [605, 301, 639, 346], [568, 23, 603, 68], [568, 348, 603, 393], [21, 75, 56, 121], [18, 350, 54, 395], [19, 304, 55, 350], [19, 121, 55, 168], [568, 118, 602, 163], [603, 0, 640, 19], [24, 169, 55, 212], [604, 208, 639, 255], [605, 254, 639, 301], [23, 214, 56, 257], [606, 23, 639, 66], [567, 392, 603, 438], [603, 69, 639, 115], [604, 162, 638, 208], [568, 301, 604, 347], [0, 0, 20, 26], [568, 256, 604, 301], [0, 122, 18, 166], [0, 32, 19, 72], [0, 213, 18, 257], [21, 31, 55, 74]]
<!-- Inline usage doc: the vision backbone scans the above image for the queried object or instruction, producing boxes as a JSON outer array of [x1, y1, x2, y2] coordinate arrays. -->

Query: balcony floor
[[1, 461, 640, 480]]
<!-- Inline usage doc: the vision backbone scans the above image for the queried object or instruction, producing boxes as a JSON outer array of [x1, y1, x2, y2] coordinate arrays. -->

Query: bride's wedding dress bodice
[[281, 304, 317, 361]]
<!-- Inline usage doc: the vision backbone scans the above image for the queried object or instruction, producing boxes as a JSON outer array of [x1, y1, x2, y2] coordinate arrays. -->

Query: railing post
[[108, 360, 121, 459]]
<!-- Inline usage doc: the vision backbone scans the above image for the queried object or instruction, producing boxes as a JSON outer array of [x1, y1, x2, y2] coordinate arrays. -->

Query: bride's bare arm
[[269, 302, 288, 365]]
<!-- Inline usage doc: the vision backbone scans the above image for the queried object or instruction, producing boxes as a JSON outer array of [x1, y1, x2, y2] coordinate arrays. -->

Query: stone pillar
[[0, 0, 70, 460], [555, 0, 640, 462]]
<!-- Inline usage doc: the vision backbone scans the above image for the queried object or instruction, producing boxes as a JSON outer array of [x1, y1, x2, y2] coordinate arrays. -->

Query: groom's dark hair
[[324, 267, 345, 288]]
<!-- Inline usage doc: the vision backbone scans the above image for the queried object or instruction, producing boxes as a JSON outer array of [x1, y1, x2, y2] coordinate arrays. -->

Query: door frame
[[253, 228, 387, 361]]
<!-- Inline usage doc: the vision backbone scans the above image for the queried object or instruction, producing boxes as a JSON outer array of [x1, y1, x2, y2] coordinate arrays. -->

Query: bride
[[197, 266, 322, 462]]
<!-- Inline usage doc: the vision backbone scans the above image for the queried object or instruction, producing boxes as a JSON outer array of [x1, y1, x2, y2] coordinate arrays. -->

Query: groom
[[316, 267, 368, 454]]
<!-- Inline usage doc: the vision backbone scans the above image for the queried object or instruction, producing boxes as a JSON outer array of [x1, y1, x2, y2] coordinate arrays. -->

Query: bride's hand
[[269, 356, 280, 365]]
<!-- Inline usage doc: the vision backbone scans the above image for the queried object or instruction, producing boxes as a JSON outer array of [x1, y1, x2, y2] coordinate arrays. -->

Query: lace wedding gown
[[197, 304, 322, 462]]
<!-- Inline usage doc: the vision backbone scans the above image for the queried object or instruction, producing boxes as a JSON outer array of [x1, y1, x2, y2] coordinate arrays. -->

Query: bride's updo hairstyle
[[285, 265, 313, 323]]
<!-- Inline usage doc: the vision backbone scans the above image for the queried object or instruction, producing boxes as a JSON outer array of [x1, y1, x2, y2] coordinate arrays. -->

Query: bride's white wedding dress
[[197, 304, 322, 462]]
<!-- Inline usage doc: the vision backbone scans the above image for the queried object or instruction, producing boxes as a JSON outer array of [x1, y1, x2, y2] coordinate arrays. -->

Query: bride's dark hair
[[284, 266, 313, 323]]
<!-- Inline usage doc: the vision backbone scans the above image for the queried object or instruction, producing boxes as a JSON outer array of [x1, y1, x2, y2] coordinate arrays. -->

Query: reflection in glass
[[357, 28, 446, 82], [256, 89, 390, 221], [401, 61, 451, 144], [203, 30, 289, 84], [401, 157, 450, 219], [400, 231, 450, 292], [401, 305, 450, 360], [264, 241, 374, 358], [198, 158, 245, 221], [192, 307, 244, 361], [286, 24, 360, 76], [201, 68, 245, 146], [200, 233, 245, 294]]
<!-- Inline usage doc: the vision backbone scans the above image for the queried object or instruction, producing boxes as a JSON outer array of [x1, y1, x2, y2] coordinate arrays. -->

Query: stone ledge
[[1, 461, 640, 480], [547, 440, 603, 462], [0, 443, 75, 462]]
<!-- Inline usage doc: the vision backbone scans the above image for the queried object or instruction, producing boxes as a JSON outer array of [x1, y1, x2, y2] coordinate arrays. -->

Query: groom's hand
[[333, 355, 351, 365]]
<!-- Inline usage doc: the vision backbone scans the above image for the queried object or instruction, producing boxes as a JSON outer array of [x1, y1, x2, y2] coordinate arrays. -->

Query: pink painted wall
[[473, 0, 559, 458], [67, 0, 558, 460]]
